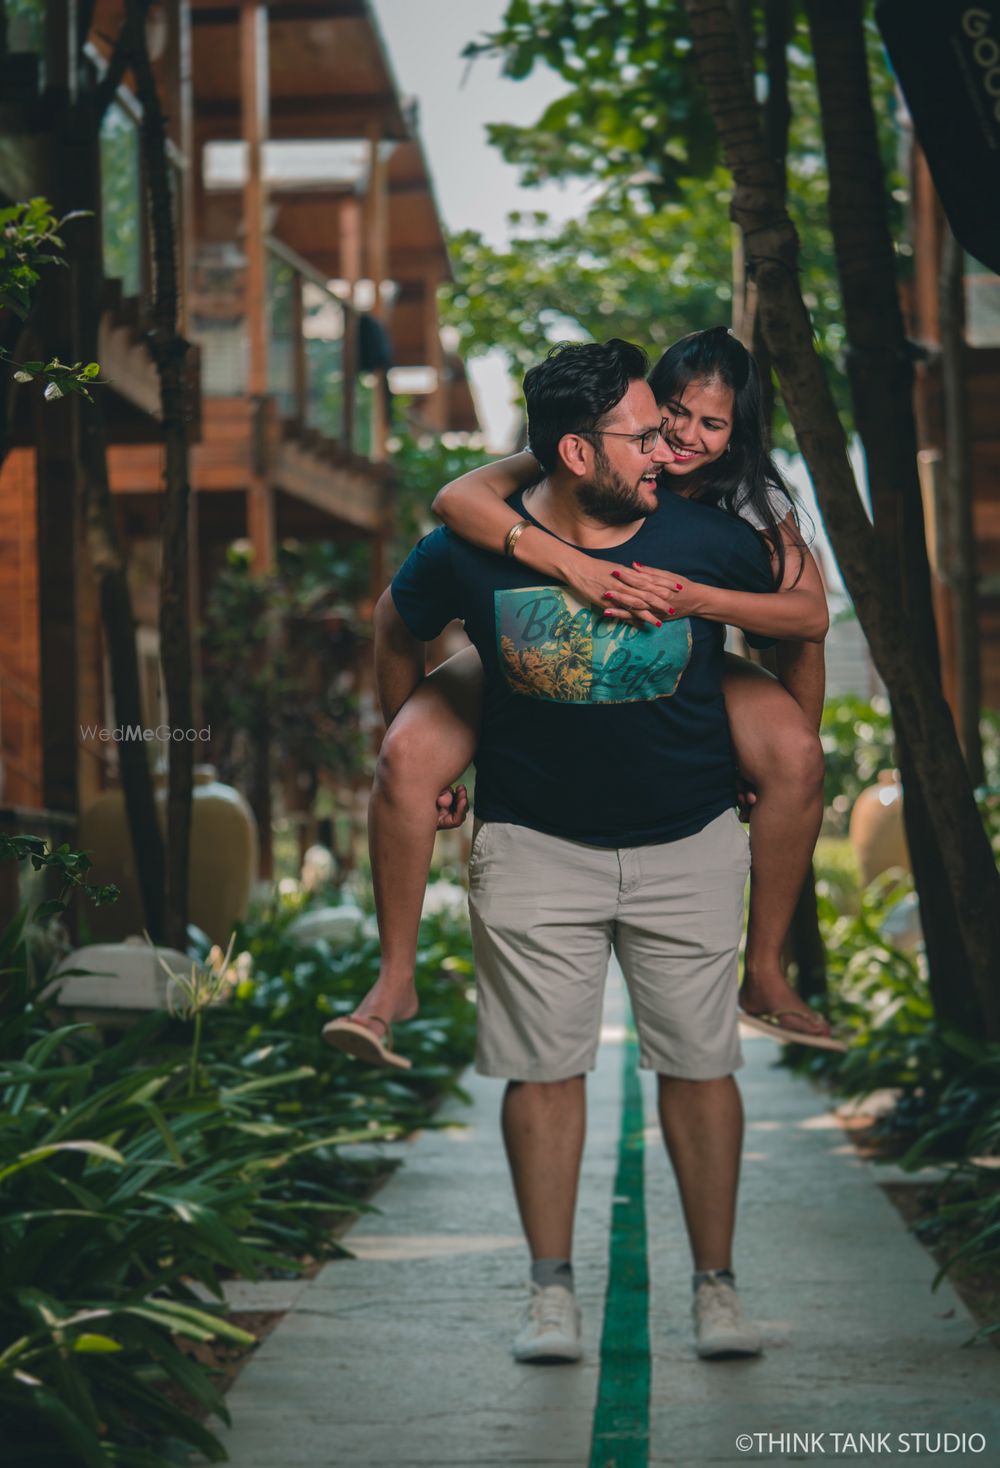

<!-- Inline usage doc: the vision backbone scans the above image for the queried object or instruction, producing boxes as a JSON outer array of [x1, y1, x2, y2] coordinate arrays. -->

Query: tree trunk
[[939, 224, 984, 787], [683, 0, 1000, 1039], [58, 65, 168, 939], [125, 0, 195, 950], [804, 0, 982, 1030]]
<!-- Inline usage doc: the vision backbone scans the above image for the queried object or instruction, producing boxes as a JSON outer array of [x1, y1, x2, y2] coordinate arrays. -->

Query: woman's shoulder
[[735, 483, 793, 531]]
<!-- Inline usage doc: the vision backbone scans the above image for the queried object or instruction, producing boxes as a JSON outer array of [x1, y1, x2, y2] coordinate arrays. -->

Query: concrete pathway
[[216, 972, 999, 1467]]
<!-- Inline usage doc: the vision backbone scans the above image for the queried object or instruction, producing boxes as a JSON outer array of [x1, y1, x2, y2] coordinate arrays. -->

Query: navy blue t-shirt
[[391, 489, 775, 847]]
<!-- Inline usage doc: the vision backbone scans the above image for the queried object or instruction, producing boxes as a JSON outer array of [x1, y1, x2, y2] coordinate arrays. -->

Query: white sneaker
[[693, 1277, 762, 1358], [512, 1284, 583, 1363]]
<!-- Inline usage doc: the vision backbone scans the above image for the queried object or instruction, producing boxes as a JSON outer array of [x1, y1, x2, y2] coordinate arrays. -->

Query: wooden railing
[[188, 238, 376, 459]]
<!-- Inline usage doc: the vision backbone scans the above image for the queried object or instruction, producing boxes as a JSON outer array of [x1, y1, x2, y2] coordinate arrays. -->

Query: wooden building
[[906, 144, 1000, 715], [0, 0, 479, 891]]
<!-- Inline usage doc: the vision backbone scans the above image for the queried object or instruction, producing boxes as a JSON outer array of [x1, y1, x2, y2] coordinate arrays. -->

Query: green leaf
[[71, 1333, 124, 1353], [0, 1140, 126, 1184]]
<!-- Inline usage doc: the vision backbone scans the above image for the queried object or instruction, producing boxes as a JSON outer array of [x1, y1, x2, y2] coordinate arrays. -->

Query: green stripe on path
[[589, 1020, 650, 1468]]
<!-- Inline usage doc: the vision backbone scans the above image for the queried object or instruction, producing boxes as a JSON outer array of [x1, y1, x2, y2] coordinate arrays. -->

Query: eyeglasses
[[582, 417, 668, 455]]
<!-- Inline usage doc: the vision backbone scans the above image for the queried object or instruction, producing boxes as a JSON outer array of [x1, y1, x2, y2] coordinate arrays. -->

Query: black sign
[[877, 0, 1000, 274]]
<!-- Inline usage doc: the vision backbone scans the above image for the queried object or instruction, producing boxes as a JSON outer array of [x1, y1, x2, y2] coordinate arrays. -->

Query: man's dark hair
[[523, 338, 649, 471]]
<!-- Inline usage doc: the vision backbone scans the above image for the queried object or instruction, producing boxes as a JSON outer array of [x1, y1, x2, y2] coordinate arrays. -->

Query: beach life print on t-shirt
[[495, 585, 692, 705]]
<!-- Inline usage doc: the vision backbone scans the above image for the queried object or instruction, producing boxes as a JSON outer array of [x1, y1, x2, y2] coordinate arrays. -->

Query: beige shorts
[[467, 809, 750, 1082]]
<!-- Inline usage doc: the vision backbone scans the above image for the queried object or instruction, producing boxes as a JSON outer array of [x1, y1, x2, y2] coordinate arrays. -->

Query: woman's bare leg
[[722, 654, 828, 1034], [353, 645, 482, 1034]]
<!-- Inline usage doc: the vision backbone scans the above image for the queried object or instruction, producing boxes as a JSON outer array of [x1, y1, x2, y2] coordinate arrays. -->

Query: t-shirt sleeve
[[725, 523, 777, 651], [390, 528, 462, 641]]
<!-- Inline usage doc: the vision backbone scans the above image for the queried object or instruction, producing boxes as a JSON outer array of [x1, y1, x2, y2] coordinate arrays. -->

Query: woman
[[325, 327, 841, 1069]]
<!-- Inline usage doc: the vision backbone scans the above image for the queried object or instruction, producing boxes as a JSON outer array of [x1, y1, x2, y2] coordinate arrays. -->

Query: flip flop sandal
[[739, 1008, 848, 1054], [322, 1014, 413, 1070]]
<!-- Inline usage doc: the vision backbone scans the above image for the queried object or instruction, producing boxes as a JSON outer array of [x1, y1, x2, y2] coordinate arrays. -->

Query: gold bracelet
[[503, 519, 532, 557]]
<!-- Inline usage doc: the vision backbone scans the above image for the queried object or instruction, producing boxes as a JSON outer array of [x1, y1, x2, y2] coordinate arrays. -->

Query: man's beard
[[575, 445, 654, 526]]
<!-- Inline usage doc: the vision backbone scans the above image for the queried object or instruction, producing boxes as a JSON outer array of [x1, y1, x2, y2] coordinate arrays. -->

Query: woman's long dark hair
[[647, 326, 805, 587]]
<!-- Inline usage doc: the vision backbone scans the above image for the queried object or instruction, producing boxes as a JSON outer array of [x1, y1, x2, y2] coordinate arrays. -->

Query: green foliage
[[451, 3, 906, 448], [820, 695, 896, 832], [443, 181, 737, 374], [200, 541, 371, 798], [0, 198, 106, 399], [0, 198, 76, 319], [463, 0, 717, 205], [389, 429, 495, 547], [784, 863, 1000, 1318], [0, 842, 477, 1462], [0, 834, 119, 909]]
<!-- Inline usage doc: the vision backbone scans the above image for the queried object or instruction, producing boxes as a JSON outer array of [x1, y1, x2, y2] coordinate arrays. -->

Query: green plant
[[0, 199, 107, 400], [819, 695, 896, 832], [0, 831, 477, 1461]]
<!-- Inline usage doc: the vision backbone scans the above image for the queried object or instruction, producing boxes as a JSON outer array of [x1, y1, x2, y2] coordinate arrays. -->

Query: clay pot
[[848, 769, 911, 887], [79, 765, 258, 946]]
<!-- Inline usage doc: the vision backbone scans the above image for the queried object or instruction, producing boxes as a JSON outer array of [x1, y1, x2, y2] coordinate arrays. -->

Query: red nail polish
[[632, 561, 643, 569], [603, 610, 613, 618], [675, 583, 683, 591], [655, 620, 663, 627], [611, 569, 622, 579], [667, 607, 675, 615], [603, 591, 614, 599]]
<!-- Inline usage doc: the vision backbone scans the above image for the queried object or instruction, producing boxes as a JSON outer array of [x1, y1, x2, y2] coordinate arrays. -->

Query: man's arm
[[373, 588, 426, 726]]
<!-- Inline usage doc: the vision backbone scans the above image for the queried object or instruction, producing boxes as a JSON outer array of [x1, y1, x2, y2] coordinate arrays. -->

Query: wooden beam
[[364, 125, 389, 461], [192, 1, 366, 20], [195, 93, 409, 140], [422, 271, 447, 433], [240, 0, 268, 398]]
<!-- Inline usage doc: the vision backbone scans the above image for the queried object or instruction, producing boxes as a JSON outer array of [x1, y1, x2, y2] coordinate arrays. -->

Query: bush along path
[[0, 839, 476, 1467], [777, 863, 1000, 1339]]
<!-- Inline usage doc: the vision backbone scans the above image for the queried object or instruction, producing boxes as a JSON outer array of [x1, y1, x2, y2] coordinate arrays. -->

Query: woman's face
[[657, 376, 735, 482]]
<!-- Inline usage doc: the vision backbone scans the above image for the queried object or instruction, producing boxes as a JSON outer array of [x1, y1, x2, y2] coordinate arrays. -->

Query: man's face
[[573, 379, 671, 526]]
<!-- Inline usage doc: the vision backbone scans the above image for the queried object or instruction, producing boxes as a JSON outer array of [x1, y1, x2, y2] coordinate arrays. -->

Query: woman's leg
[[722, 654, 828, 1034], [353, 645, 482, 1034]]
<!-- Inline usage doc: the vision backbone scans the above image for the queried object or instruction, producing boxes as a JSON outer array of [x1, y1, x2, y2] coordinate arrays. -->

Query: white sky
[[371, 0, 591, 449]]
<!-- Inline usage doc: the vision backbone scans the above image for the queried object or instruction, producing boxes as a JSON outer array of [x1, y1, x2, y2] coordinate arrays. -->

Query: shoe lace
[[532, 1286, 574, 1331], [700, 1280, 741, 1329]]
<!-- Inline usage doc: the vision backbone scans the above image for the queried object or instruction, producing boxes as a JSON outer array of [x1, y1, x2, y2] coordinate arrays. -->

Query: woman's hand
[[600, 563, 716, 623], [435, 784, 469, 829], [556, 550, 666, 628]]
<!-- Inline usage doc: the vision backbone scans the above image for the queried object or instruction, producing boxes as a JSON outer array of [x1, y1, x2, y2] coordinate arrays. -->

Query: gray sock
[[692, 1267, 735, 1293], [531, 1258, 575, 1293]]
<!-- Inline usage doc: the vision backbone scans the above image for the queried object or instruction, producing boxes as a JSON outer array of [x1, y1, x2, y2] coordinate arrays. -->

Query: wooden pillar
[[170, 0, 195, 337], [911, 143, 941, 346], [240, 0, 268, 398], [239, 0, 273, 571], [290, 271, 306, 425], [363, 126, 389, 462], [339, 197, 363, 449], [34, 377, 80, 816], [422, 270, 447, 432]]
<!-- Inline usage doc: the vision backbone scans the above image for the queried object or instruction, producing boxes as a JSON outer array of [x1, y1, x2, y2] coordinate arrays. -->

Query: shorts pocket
[[469, 819, 493, 869]]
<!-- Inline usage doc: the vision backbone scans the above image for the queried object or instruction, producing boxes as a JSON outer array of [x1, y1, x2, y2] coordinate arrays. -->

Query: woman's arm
[[605, 516, 830, 643], [432, 453, 662, 622]]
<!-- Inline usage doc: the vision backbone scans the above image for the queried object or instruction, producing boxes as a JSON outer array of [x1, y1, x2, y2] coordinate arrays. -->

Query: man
[[376, 339, 772, 1363]]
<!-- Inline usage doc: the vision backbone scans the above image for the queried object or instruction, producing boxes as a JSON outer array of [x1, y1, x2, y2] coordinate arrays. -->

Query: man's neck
[[522, 476, 646, 549]]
